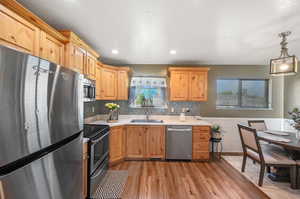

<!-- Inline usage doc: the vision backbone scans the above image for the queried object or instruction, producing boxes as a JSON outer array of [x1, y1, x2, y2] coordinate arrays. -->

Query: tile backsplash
[[84, 100, 201, 118]]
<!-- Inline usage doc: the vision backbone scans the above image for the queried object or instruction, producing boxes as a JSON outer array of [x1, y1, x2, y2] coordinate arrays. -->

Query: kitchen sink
[[130, 119, 164, 123]]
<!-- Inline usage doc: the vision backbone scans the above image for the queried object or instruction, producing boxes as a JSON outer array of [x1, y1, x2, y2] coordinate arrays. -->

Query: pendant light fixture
[[270, 31, 298, 76]]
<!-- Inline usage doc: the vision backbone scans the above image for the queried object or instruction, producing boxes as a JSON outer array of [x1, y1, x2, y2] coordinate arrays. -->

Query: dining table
[[257, 130, 300, 159], [257, 130, 300, 183]]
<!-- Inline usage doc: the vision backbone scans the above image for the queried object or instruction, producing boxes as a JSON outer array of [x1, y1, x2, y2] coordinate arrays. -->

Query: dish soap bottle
[[180, 108, 186, 122]]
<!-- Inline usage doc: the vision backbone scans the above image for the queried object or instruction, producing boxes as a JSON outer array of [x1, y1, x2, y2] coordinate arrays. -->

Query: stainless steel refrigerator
[[0, 46, 84, 199]]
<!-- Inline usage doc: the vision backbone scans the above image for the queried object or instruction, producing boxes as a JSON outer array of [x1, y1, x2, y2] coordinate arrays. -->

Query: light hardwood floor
[[110, 160, 270, 199]]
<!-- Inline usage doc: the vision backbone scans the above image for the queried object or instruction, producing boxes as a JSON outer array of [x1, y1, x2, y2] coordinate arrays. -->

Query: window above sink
[[129, 77, 168, 109]]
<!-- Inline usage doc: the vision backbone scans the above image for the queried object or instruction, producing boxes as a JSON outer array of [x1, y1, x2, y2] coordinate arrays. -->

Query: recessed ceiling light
[[112, 49, 119, 54], [170, 50, 177, 55]]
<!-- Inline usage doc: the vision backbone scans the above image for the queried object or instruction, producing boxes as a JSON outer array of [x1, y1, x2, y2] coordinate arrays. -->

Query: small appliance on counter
[[84, 124, 110, 198], [83, 77, 96, 102]]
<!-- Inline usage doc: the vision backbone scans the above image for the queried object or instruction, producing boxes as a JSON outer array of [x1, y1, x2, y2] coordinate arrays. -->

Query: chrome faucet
[[145, 108, 151, 121]]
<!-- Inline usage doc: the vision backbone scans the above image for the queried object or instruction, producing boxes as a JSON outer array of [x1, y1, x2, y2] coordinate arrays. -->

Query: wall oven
[[84, 124, 110, 198], [83, 77, 96, 102]]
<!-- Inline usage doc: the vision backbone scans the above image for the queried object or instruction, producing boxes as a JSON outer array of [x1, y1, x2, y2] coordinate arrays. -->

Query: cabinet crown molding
[[168, 67, 210, 72]]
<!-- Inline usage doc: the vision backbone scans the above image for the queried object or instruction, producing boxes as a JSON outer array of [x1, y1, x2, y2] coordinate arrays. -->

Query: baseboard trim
[[221, 152, 243, 156]]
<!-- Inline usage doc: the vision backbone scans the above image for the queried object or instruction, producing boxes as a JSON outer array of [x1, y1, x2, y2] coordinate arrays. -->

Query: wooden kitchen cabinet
[[189, 72, 208, 101], [192, 126, 211, 161], [95, 63, 102, 100], [39, 31, 64, 65], [0, 4, 40, 56], [168, 67, 209, 101], [145, 126, 165, 159], [117, 68, 130, 100], [125, 125, 165, 159], [64, 43, 86, 73], [98, 65, 117, 100], [109, 126, 125, 164], [169, 71, 189, 101], [85, 53, 97, 80], [125, 126, 146, 159], [82, 142, 88, 198]]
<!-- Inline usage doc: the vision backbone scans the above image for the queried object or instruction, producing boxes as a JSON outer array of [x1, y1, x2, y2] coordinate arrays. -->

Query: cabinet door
[[109, 126, 124, 163], [39, 31, 64, 65], [169, 71, 189, 101], [192, 126, 211, 160], [189, 72, 208, 101], [95, 64, 102, 100], [117, 70, 129, 100], [85, 54, 96, 80], [99, 66, 117, 100], [73, 45, 86, 74], [0, 4, 39, 56], [125, 126, 145, 159], [145, 126, 165, 159]]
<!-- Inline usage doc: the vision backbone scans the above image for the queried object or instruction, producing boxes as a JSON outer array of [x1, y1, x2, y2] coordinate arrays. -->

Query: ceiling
[[18, 0, 300, 65]]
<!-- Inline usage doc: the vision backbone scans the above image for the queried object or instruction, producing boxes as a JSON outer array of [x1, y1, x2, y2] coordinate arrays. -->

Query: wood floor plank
[[110, 159, 270, 199]]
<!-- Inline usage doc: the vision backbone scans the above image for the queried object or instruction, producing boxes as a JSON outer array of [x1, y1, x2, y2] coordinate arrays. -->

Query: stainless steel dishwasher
[[166, 125, 192, 160]]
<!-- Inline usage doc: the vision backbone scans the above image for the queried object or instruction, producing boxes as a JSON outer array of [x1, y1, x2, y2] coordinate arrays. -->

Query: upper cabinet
[[60, 30, 99, 76], [40, 31, 64, 65], [96, 64, 130, 100], [99, 65, 118, 100], [85, 52, 97, 80], [117, 68, 130, 100], [168, 67, 209, 101], [0, 4, 40, 56]]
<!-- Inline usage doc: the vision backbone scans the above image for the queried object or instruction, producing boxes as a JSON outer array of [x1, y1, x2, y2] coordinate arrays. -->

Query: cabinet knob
[[10, 35, 16, 41]]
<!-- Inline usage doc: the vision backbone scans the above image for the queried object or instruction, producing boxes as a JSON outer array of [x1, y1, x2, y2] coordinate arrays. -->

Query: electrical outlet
[[92, 106, 95, 113], [171, 107, 174, 112]]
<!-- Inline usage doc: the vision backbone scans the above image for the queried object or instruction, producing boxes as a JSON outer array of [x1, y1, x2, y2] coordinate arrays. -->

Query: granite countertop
[[86, 115, 212, 127]]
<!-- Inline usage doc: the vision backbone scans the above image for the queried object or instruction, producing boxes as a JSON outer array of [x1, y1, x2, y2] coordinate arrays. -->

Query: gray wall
[[284, 71, 300, 118], [84, 65, 285, 118]]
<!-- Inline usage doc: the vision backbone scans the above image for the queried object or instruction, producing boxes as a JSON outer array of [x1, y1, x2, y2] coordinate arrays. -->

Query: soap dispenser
[[179, 108, 186, 122]]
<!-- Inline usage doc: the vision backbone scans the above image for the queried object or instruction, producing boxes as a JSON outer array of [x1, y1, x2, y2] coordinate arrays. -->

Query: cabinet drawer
[[0, 5, 39, 55], [193, 132, 211, 141], [193, 152, 210, 160], [193, 126, 210, 131], [193, 141, 210, 151]]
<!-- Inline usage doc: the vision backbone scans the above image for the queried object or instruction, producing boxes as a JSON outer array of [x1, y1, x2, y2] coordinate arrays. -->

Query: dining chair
[[237, 124, 297, 188], [248, 120, 267, 131]]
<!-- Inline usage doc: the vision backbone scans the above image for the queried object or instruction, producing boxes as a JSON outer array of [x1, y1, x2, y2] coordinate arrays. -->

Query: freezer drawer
[[0, 134, 83, 199]]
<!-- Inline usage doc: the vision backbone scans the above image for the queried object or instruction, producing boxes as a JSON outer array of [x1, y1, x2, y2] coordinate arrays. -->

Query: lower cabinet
[[192, 126, 211, 160], [109, 126, 125, 164], [82, 142, 88, 198], [125, 126, 146, 159], [125, 125, 165, 159]]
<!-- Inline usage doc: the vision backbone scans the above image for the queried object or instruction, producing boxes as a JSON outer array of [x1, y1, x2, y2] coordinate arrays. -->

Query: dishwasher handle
[[167, 128, 192, 132]]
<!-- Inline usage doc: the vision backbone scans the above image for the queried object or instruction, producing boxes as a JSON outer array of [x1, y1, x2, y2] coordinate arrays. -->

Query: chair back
[[248, 120, 267, 131], [237, 124, 264, 162]]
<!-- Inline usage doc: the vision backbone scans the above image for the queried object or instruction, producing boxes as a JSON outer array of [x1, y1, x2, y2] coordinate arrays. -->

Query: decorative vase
[[107, 109, 119, 122]]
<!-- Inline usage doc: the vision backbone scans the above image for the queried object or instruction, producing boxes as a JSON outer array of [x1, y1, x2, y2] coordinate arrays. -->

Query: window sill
[[216, 106, 273, 111]]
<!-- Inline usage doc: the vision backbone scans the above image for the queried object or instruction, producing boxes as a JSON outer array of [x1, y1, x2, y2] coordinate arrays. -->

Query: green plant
[[288, 108, 300, 131], [105, 103, 120, 110], [212, 124, 221, 132]]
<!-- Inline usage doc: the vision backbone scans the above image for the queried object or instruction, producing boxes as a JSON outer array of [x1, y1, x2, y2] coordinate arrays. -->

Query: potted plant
[[105, 103, 120, 122], [211, 124, 222, 139], [288, 107, 300, 139]]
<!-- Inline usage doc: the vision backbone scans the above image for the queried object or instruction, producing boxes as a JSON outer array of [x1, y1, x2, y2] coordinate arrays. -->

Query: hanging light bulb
[[270, 31, 298, 76]]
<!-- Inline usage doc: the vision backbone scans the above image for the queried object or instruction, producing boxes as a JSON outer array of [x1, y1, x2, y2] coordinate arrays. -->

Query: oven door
[[89, 156, 109, 198], [89, 131, 109, 175]]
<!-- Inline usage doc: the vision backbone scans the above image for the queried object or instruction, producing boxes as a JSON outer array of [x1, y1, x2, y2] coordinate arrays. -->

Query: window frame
[[216, 78, 271, 110]]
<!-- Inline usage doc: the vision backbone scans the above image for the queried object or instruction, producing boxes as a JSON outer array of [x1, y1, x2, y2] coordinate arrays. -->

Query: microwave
[[83, 77, 96, 102]]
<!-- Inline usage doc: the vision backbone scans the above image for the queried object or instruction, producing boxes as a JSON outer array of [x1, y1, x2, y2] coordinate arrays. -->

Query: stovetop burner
[[83, 124, 110, 139]]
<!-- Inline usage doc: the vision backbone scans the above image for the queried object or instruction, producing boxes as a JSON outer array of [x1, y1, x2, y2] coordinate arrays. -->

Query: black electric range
[[83, 124, 110, 139], [83, 124, 110, 198]]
